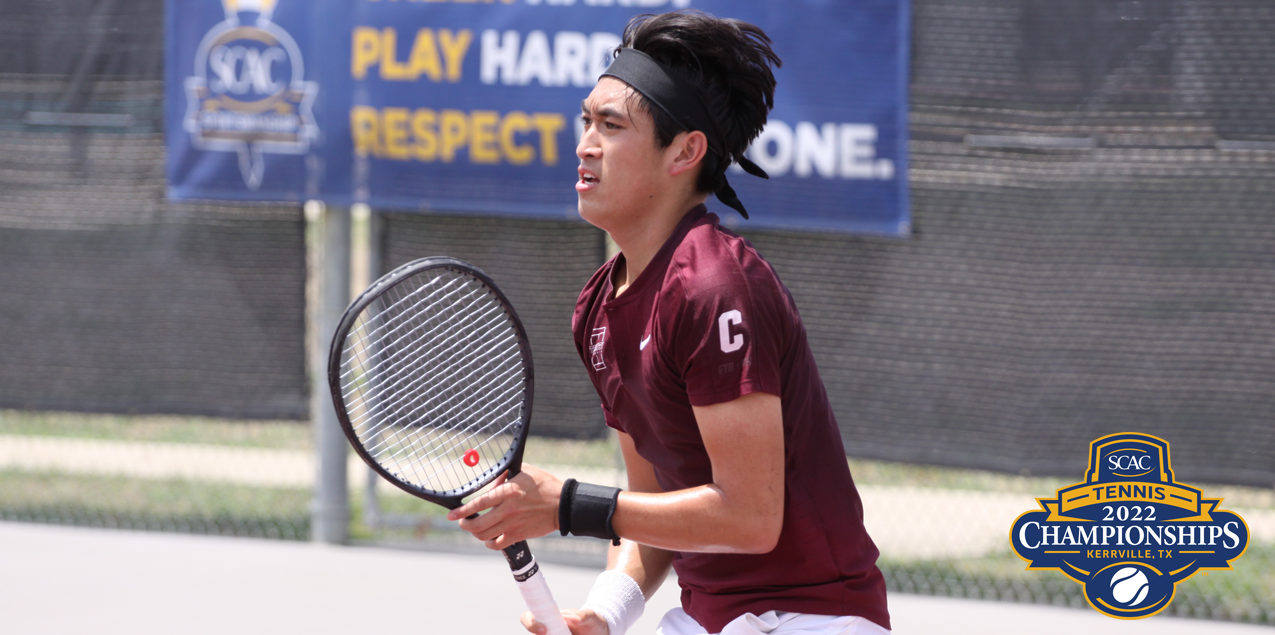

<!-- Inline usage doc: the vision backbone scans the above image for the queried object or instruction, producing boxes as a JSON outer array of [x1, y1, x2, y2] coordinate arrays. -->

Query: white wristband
[[581, 569, 645, 635]]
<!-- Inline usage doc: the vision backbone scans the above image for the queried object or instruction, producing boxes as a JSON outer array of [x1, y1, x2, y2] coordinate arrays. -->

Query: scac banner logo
[[183, 0, 317, 190], [1010, 432, 1249, 619]]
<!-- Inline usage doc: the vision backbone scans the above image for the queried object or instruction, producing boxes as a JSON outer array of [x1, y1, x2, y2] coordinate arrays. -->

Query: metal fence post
[[360, 205, 384, 530], [312, 203, 351, 544]]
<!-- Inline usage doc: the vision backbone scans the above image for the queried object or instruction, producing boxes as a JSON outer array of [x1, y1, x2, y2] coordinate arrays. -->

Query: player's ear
[[668, 130, 708, 178]]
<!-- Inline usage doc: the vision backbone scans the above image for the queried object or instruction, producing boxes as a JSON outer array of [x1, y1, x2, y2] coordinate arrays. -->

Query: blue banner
[[166, 0, 909, 235]]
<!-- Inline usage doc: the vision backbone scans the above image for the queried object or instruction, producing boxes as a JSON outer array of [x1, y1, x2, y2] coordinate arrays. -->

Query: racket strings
[[348, 325, 520, 489], [416, 408, 524, 489], [354, 287, 504, 488], [387, 375, 523, 491], [349, 322, 504, 439], [346, 275, 496, 482], [380, 387, 523, 491], [346, 306, 511, 432], [349, 298, 516, 450], [373, 328, 524, 486], [337, 276, 468, 438], [338, 267, 527, 494], [337, 272, 457, 381], [344, 275, 502, 408], [392, 371, 524, 471], [343, 275, 495, 427], [361, 360, 521, 470], [359, 351, 519, 448], [339, 277, 483, 393]]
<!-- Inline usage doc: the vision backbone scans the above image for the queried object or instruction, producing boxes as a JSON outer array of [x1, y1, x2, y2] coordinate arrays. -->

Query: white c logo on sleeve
[[718, 310, 743, 353]]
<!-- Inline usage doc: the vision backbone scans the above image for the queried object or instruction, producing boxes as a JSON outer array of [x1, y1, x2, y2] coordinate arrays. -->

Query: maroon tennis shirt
[[571, 205, 890, 633]]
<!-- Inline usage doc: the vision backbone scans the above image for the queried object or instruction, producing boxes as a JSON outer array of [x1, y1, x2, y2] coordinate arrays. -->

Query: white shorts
[[655, 607, 891, 635]]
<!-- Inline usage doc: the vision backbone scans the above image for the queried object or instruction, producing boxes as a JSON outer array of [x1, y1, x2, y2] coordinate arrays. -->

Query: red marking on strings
[[463, 449, 480, 467]]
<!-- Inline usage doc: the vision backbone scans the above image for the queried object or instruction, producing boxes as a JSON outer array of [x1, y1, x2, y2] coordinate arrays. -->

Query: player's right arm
[[607, 430, 676, 597], [521, 430, 674, 635]]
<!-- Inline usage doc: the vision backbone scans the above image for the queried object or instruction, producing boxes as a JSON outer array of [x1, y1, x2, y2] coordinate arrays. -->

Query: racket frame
[[328, 256, 572, 635], [326, 256, 534, 511]]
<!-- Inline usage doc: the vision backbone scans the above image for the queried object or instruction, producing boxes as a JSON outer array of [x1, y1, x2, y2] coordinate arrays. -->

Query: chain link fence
[[2, 405, 1269, 623]]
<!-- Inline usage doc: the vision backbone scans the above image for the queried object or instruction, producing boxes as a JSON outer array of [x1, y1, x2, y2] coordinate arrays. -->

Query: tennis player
[[449, 11, 890, 635]]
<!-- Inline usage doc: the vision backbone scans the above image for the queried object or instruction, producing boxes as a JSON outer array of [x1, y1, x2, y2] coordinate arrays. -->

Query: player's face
[[575, 77, 671, 231]]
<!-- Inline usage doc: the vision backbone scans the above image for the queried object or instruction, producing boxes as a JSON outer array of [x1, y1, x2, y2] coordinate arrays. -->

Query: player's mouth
[[577, 167, 599, 192]]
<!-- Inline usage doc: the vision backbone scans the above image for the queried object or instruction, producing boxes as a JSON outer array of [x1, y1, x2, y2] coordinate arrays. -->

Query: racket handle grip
[[504, 541, 571, 635]]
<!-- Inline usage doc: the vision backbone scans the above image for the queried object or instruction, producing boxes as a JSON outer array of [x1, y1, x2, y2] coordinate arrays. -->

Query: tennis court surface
[[3, 522, 1268, 634]]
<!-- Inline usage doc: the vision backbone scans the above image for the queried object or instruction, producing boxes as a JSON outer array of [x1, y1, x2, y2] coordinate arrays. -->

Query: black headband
[[601, 48, 768, 219]]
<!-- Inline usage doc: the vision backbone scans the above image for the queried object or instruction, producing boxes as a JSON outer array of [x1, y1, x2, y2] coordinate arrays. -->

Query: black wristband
[[558, 478, 579, 537], [558, 478, 622, 546]]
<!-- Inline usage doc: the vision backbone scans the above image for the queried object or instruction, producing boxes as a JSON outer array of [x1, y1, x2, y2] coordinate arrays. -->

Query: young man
[[448, 11, 890, 635]]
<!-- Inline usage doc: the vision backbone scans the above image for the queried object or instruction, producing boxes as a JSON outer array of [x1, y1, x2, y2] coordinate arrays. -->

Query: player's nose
[[576, 126, 600, 160]]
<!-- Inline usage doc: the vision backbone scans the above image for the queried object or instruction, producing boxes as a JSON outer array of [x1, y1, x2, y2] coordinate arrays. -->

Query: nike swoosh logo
[[640, 334, 651, 350]]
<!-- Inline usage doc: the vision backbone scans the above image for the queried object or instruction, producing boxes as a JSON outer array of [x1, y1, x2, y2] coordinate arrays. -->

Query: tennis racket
[[328, 256, 570, 635]]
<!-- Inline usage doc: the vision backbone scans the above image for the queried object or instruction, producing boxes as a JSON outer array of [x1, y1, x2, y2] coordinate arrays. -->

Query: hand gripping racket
[[328, 256, 570, 635]]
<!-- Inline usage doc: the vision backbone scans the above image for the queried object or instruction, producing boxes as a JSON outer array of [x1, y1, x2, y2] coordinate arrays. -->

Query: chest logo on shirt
[[718, 310, 744, 353], [640, 334, 651, 351], [590, 327, 607, 370]]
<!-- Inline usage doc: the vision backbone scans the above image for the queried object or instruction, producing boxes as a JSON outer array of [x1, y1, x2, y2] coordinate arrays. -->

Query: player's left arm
[[609, 390, 784, 554]]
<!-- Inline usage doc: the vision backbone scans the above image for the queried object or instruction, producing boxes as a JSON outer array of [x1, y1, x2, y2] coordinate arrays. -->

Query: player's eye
[[604, 121, 620, 130]]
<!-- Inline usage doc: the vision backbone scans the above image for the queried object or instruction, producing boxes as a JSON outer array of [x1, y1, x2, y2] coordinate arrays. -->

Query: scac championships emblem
[[1010, 432, 1249, 619], [183, 0, 317, 190]]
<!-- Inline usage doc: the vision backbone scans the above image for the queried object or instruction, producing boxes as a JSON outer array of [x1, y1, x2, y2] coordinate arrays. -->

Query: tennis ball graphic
[[1110, 567, 1150, 606]]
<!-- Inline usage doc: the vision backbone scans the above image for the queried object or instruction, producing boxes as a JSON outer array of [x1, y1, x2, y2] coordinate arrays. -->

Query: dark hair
[[618, 11, 781, 194]]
